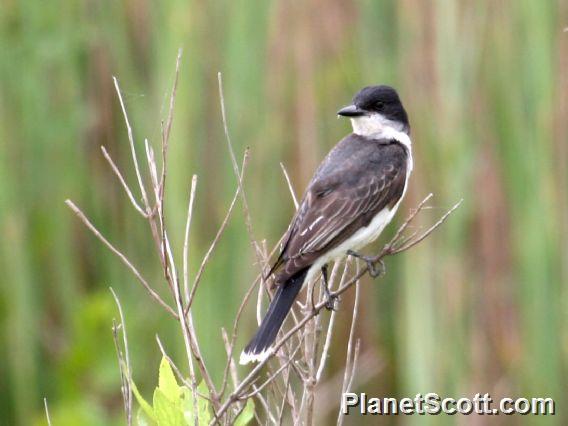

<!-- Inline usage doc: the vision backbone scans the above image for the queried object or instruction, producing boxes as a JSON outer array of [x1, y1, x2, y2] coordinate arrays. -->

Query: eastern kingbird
[[240, 85, 413, 364]]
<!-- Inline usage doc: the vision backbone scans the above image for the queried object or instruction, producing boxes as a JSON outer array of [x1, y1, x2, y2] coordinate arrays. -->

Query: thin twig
[[110, 288, 132, 426], [155, 335, 193, 389], [163, 222, 216, 413], [277, 367, 292, 425], [220, 273, 259, 397], [214, 195, 462, 421], [44, 398, 52, 426], [141, 139, 165, 255], [389, 193, 433, 242], [337, 274, 361, 426], [390, 198, 463, 254], [217, 72, 264, 268], [280, 163, 298, 210], [157, 50, 182, 285], [316, 261, 351, 381], [252, 386, 278, 425], [65, 200, 177, 317], [346, 339, 361, 393], [239, 338, 303, 400], [160, 48, 182, 187], [112, 76, 151, 212], [221, 328, 239, 390], [185, 150, 249, 315], [183, 175, 198, 303], [101, 146, 148, 217]]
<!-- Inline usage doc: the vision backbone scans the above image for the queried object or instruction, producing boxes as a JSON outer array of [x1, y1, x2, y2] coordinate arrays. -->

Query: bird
[[239, 85, 413, 364]]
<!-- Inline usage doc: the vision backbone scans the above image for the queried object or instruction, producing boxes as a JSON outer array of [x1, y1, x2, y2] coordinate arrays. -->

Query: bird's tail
[[239, 268, 308, 364]]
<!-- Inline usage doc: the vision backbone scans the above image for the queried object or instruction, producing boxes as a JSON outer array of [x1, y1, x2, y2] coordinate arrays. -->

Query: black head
[[337, 85, 409, 128]]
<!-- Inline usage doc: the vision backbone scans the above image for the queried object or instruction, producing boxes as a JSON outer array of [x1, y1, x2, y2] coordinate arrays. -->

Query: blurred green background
[[1, 0, 567, 424]]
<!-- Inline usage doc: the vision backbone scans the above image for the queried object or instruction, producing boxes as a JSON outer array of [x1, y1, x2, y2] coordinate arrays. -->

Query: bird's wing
[[273, 151, 407, 282]]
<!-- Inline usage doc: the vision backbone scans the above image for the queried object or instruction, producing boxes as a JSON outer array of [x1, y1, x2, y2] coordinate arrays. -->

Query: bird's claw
[[369, 259, 386, 278], [324, 293, 340, 311], [347, 250, 386, 278]]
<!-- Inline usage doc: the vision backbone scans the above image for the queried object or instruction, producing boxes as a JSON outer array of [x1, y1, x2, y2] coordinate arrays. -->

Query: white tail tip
[[239, 348, 272, 365]]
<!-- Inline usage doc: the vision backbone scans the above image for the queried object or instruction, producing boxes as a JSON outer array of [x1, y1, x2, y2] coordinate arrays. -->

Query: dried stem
[[112, 76, 151, 212], [185, 149, 249, 315], [315, 261, 351, 381], [280, 162, 298, 210], [337, 274, 361, 426], [183, 175, 198, 303], [214, 195, 462, 422], [217, 72, 265, 272], [155, 335, 192, 389], [65, 200, 177, 317], [44, 398, 52, 426], [74, 51, 462, 425], [220, 273, 259, 397], [101, 145, 147, 217], [110, 288, 132, 426], [240, 336, 304, 401]]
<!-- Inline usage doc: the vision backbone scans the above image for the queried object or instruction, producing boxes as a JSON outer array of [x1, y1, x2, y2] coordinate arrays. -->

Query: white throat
[[350, 113, 413, 174], [350, 114, 411, 150]]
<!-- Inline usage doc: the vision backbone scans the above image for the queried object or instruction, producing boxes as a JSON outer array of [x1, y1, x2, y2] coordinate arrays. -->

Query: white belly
[[304, 199, 402, 284], [304, 130, 413, 285]]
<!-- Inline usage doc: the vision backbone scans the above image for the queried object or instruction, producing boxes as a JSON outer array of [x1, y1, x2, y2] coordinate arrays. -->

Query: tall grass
[[0, 0, 566, 424]]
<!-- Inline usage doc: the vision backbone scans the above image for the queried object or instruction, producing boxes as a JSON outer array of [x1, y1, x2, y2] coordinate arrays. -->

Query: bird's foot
[[320, 265, 339, 311], [346, 250, 386, 278], [323, 287, 340, 311]]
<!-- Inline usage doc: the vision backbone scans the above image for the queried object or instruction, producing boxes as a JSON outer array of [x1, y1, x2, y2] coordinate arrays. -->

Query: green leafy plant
[[131, 357, 254, 426]]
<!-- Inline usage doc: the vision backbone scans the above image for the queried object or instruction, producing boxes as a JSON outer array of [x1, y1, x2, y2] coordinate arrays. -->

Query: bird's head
[[337, 85, 409, 137]]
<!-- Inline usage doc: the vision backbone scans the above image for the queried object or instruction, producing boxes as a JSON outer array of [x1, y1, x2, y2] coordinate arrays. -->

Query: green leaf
[[181, 381, 212, 425], [234, 399, 255, 426], [153, 388, 185, 426], [197, 382, 212, 425], [158, 356, 182, 402], [131, 379, 156, 422], [136, 407, 156, 426]]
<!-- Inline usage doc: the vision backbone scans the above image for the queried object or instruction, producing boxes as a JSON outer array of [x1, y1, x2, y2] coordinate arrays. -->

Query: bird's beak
[[337, 104, 365, 117]]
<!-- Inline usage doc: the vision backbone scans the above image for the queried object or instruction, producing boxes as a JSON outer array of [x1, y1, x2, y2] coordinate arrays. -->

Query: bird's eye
[[375, 101, 385, 111]]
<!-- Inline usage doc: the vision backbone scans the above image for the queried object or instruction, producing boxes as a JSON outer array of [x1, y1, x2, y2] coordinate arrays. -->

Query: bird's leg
[[346, 250, 386, 278], [321, 264, 338, 310]]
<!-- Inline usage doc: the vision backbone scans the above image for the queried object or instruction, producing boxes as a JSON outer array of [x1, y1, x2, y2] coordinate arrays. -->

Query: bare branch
[[185, 150, 249, 315], [346, 339, 361, 394], [280, 162, 298, 210], [221, 328, 239, 390], [110, 288, 132, 426], [155, 335, 193, 389], [316, 261, 351, 381], [65, 200, 177, 317], [217, 72, 264, 269], [387, 193, 433, 246], [337, 274, 361, 426], [239, 337, 303, 401], [157, 50, 182, 284], [166, 251, 203, 415], [213, 195, 462, 421], [161, 48, 182, 165], [390, 198, 463, 254], [44, 398, 52, 426], [112, 76, 151, 212], [220, 273, 259, 397], [183, 175, 198, 303], [277, 367, 292, 425], [144, 139, 161, 205], [100, 146, 147, 217], [252, 386, 278, 425], [336, 339, 361, 426]]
